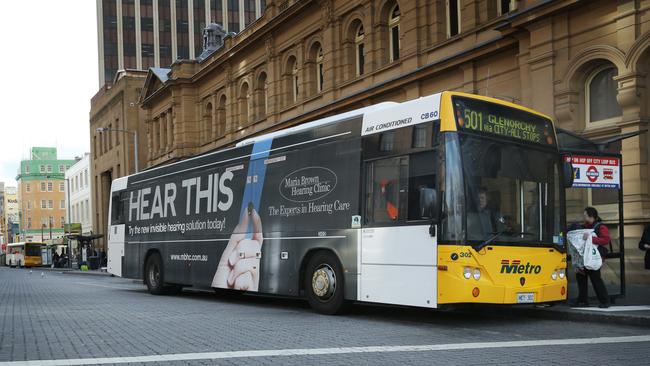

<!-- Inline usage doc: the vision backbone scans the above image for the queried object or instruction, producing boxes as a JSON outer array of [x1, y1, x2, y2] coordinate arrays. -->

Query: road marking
[[570, 305, 650, 312], [1, 335, 649, 366]]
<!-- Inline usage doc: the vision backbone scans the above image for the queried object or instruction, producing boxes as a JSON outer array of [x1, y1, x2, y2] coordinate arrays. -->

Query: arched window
[[204, 103, 213, 141], [286, 56, 299, 104], [388, 4, 400, 62], [256, 72, 268, 119], [586, 66, 622, 123], [293, 62, 299, 102], [497, 0, 513, 16], [217, 94, 227, 136], [239, 82, 250, 127], [316, 47, 324, 93], [447, 0, 461, 38], [355, 24, 365, 76]]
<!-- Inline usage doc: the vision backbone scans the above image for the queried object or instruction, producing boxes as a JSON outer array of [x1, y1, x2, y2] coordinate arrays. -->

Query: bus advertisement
[[107, 91, 571, 314]]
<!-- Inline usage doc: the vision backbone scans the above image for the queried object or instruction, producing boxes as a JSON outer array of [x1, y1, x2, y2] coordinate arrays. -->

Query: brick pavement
[[0, 267, 649, 365]]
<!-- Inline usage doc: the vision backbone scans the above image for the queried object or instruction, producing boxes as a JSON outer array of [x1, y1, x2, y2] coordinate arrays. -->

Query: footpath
[[38, 266, 112, 277], [463, 283, 650, 328]]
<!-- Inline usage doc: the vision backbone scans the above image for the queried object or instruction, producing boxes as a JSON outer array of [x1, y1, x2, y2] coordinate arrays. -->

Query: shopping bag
[[583, 235, 603, 270], [567, 229, 592, 269]]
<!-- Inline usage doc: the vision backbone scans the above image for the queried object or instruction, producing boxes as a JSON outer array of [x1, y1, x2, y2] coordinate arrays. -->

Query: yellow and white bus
[[107, 91, 571, 314], [6, 242, 45, 268]]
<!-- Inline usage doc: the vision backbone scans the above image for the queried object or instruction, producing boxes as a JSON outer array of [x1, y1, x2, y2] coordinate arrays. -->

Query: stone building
[[16, 148, 76, 243], [90, 70, 149, 250], [106, 0, 649, 283]]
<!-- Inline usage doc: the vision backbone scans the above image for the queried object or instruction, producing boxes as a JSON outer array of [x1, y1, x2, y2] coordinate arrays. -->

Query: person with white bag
[[569, 207, 611, 308]]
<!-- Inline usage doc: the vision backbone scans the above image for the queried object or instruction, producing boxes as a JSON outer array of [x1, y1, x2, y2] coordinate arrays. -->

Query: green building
[[16, 147, 77, 243]]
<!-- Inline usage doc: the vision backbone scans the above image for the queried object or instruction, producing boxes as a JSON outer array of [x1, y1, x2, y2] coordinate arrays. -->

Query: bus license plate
[[517, 293, 535, 303]]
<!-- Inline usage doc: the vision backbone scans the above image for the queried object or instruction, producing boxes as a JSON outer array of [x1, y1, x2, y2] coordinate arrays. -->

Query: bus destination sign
[[453, 97, 555, 146]]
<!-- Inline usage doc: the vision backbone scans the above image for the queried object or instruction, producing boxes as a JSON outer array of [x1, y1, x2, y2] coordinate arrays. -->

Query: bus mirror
[[419, 187, 439, 223], [562, 160, 574, 188]]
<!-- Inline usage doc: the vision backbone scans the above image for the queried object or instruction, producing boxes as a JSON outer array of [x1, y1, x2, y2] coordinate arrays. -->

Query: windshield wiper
[[473, 231, 536, 252], [474, 231, 505, 252]]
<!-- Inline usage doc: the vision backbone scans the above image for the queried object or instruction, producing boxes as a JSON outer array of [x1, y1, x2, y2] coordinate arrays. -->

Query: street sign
[[565, 155, 620, 189]]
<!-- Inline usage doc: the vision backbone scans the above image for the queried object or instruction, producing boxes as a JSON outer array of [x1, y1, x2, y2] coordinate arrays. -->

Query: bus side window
[[110, 192, 125, 225], [407, 150, 437, 221], [365, 156, 408, 225]]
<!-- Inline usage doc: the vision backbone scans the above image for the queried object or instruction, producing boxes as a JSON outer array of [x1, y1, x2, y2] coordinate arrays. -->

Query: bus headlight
[[558, 269, 566, 279], [463, 267, 472, 279], [551, 271, 558, 281], [472, 268, 481, 280]]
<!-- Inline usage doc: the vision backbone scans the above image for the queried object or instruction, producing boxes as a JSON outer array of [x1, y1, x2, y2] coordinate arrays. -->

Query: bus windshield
[[461, 135, 561, 246], [25, 244, 43, 257]]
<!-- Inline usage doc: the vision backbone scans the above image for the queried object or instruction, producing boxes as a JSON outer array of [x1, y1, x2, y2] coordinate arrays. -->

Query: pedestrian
[[639, 223, 650, 270], [570, 207, 610, 308], [52, 250, 60, 268]]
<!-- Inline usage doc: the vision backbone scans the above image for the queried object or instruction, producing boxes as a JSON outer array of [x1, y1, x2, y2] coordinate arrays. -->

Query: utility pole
[[66, 178, 72, 268]]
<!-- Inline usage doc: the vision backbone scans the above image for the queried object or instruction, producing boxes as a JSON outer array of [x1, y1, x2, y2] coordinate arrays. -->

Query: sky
[[0, 1, 98, 187]]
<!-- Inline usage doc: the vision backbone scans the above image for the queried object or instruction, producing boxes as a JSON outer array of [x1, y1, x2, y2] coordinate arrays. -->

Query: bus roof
[[236, 102, 398, 147], [112, 91, 550, 191], [112, 101, 399, 190]]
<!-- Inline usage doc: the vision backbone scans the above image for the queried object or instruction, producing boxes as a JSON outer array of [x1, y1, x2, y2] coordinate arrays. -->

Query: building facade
[[2, 186, 19, 244], [16, 148, 76, 243], [133, 0, 650, 284], [90, 70, 150, 250], [97, 0, 267, 86], [65, 153, 94, 236]]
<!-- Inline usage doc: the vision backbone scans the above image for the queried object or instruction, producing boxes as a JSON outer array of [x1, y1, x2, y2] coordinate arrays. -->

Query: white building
[[65, 153, 93, 235]]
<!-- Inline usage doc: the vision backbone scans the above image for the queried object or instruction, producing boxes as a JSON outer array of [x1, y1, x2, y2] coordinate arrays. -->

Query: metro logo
[[500, 259, 542, 274]]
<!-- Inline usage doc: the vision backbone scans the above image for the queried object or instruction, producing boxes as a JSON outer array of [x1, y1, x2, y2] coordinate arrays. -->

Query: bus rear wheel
[[144, 253, 181, 295], [304, 251, 347, 315]]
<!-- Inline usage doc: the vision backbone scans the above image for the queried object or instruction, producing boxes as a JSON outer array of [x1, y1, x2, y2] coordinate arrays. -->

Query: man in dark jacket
[[639, 224, 650, 270]]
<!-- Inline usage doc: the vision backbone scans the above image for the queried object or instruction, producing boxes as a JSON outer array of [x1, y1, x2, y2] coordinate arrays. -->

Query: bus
[[107, 91, 572, 314], [6, 242, 45, 268]]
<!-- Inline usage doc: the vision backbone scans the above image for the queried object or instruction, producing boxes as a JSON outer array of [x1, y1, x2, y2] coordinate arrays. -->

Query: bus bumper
[[437, 276, 567, 304]]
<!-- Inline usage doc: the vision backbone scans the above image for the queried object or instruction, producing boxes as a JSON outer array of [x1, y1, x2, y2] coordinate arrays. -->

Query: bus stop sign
[[565, 155, 620, 189]]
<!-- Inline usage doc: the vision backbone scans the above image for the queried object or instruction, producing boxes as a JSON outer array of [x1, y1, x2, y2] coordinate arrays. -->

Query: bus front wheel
[[304, 251, 347, 315]]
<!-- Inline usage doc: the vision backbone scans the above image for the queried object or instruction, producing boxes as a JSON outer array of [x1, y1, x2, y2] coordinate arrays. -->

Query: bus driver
[[467, 187, 499, 240]]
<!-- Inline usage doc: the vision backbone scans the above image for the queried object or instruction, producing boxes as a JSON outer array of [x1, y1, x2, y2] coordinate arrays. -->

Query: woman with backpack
[[570, 207, 611, 308]]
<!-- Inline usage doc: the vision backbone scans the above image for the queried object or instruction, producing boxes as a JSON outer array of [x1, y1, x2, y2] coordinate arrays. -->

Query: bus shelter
[[66, 234, 104, 270], [557, 128, 645, 300]]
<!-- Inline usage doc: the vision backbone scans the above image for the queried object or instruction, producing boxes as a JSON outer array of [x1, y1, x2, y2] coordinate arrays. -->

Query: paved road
[[0, 267, 649, 365]]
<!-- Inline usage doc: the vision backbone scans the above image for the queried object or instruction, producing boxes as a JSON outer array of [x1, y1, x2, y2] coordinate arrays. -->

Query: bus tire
[[304, 251, 346, 315], [144, 253, 167, 295]]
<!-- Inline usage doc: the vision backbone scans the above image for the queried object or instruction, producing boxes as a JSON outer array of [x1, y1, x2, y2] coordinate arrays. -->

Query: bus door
[[360, 154, 438, 308], [108, 191, 126, 276]]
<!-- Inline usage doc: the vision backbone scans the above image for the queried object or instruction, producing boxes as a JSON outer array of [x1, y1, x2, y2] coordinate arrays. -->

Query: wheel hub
[[149, 264, 160, 287], [312, 264, 336, 300]]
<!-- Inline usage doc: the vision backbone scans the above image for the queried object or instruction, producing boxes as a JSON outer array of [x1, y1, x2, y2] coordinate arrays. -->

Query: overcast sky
[[0, 1, 97, 187]]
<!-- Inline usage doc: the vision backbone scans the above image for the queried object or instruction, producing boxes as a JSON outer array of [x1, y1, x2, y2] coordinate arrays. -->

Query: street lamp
[[96, 127, 139, 173]]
